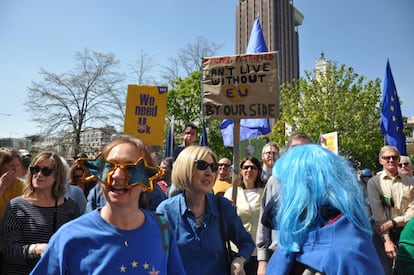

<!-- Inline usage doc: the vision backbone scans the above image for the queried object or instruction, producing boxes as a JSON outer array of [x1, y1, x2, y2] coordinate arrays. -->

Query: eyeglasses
[[30, 166, 54, 177], [242, 165, 258, 171], [77, 153, 163, 192], [399, 162, 410, 168], [381, 155, 399, 161], [264, 151, 278, 156], [218, 163, 231, 168], [195, 160, 219, 172]]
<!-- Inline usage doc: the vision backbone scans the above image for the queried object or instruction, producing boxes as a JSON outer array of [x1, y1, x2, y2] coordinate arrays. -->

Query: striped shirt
[[2, 196, 80, 274]]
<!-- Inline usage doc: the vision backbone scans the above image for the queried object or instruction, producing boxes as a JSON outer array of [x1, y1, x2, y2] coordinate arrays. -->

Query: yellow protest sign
[[320, 131, 339, 155], [202, 52, 279, 119], [124, 85, 168, 146]]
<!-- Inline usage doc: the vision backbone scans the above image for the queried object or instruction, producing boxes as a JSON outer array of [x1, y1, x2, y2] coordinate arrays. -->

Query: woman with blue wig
[[267, 144, 383, 275]]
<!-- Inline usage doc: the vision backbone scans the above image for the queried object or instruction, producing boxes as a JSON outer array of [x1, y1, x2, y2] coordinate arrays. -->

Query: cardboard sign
[[124, 85, 168, 146], [320, 131, 339, 155], [202, 52, 279, 119]]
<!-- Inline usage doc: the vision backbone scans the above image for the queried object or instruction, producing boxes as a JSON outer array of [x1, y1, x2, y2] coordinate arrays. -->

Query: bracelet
[[391, 219, 398, 229]]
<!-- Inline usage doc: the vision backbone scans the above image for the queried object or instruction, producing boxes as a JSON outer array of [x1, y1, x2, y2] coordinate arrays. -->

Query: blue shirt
[[156, 193, 255, 275], [30, 209, 185, 275]]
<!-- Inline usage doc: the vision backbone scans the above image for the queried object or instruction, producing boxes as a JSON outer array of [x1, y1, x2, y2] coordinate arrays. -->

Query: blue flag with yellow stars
[[380, 60, 407, 155], [220, 16, 271, 147]]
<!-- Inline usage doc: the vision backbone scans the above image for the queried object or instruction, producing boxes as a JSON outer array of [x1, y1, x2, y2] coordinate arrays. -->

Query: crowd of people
[[1, 127, 414, 274]]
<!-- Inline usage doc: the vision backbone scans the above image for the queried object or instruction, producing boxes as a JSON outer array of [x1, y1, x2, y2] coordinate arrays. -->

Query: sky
[[0, 0, 413, 139]]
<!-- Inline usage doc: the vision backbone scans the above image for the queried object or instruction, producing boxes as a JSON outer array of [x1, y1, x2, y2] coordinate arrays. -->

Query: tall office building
[[236, 0, 303, 85]]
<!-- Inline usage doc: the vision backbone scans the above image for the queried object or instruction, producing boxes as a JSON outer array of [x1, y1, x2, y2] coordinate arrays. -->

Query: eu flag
[[220, 17, 271, 147], [199, 119, 209, 147], [164, 118, 175, 158], [380, 60, 407, 155]]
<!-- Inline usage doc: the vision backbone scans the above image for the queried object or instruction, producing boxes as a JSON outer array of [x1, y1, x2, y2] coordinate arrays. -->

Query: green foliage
[[167, 71, 203, 132], [165, 71, 232, 159], [271, 63, 384, 171]]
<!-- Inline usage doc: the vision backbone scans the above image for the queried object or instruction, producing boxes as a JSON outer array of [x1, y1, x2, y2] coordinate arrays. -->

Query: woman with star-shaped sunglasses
[[31, 136, 186, 274]]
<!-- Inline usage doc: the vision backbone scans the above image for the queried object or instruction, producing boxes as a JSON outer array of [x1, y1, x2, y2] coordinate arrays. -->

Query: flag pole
[[231, 119, 240, 205]]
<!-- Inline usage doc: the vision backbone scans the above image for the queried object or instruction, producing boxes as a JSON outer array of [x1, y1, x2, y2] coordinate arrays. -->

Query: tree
[[25, 49, 125, 157], [129, 49, 158, 85], [271, 63, 384, 170], [161, 37, 231, 158], [161, 37, 223, 84], [166, 71, 232, 159]]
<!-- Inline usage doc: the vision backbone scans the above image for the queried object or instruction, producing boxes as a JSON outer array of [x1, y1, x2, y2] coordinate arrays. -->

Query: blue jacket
[[156, 193, 255, 275], [267, 215, 384, 275]]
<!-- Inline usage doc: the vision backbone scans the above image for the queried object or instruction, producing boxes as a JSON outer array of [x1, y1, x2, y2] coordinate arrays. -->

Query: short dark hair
[[287, 133, 313, 149], [183, 124, 198, 133]]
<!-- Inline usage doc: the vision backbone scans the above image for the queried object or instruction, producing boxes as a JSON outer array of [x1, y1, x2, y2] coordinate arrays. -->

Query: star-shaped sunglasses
[[77, 153, 164, 192]]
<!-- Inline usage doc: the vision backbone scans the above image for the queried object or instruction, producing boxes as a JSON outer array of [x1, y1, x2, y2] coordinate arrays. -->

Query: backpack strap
[[152, 212, 170, 259]]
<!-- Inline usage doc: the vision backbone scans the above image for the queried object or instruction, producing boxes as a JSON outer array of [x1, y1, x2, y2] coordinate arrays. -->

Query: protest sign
[[124, 85, 168, 146]]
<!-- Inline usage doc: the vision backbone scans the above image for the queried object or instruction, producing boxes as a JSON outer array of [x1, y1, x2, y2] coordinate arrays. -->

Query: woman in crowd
[[0, 148, 24, 219], [2, 151, 80, 274], [68, 159, 95, 198], [157, 145, 255, 275], [0, 147, 25, 272], [224, 156, 265, 274], [266, 144, 383, 274], [31, 136, 185, 274]]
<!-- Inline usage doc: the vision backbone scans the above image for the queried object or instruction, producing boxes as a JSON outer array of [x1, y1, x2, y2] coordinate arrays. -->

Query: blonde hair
[[24, 151, 67, 199], [172, 145, 217, 191], [101, 135, 154, 166]]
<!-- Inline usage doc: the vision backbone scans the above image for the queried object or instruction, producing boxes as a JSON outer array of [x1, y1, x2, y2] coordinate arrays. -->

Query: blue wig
[[272, 144, 372, 253]]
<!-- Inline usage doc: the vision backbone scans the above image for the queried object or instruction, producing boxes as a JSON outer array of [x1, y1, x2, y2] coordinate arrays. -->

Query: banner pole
[[231, 119, 240, 205]]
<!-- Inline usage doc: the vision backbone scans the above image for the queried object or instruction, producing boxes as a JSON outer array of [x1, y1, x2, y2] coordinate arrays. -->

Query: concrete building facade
[[236, 0, 303, 85]]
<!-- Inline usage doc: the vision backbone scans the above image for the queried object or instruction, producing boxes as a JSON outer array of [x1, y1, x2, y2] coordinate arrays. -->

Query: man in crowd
[[398, 155, 413, 177], [173, 124, 198, 161], [260, 142, 279, 183], [368, 146, 414, 275], [213, 157, 232, 196], [256, 133, 313, 275]]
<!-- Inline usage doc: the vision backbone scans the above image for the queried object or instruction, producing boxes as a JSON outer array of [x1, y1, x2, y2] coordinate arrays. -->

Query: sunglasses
[[30, 166, 54, 177], [195, 160, 219, 172], [77, 153, 164, 192], [399, 162, 410, 168], [264, 151, 278, 156], [381, 155, 399, 161], [242, 165, 258, 171], [218, 163, 231, 168]]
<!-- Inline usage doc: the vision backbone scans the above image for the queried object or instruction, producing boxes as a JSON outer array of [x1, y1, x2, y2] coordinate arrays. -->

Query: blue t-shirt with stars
[[30, 209, 185, 275]]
